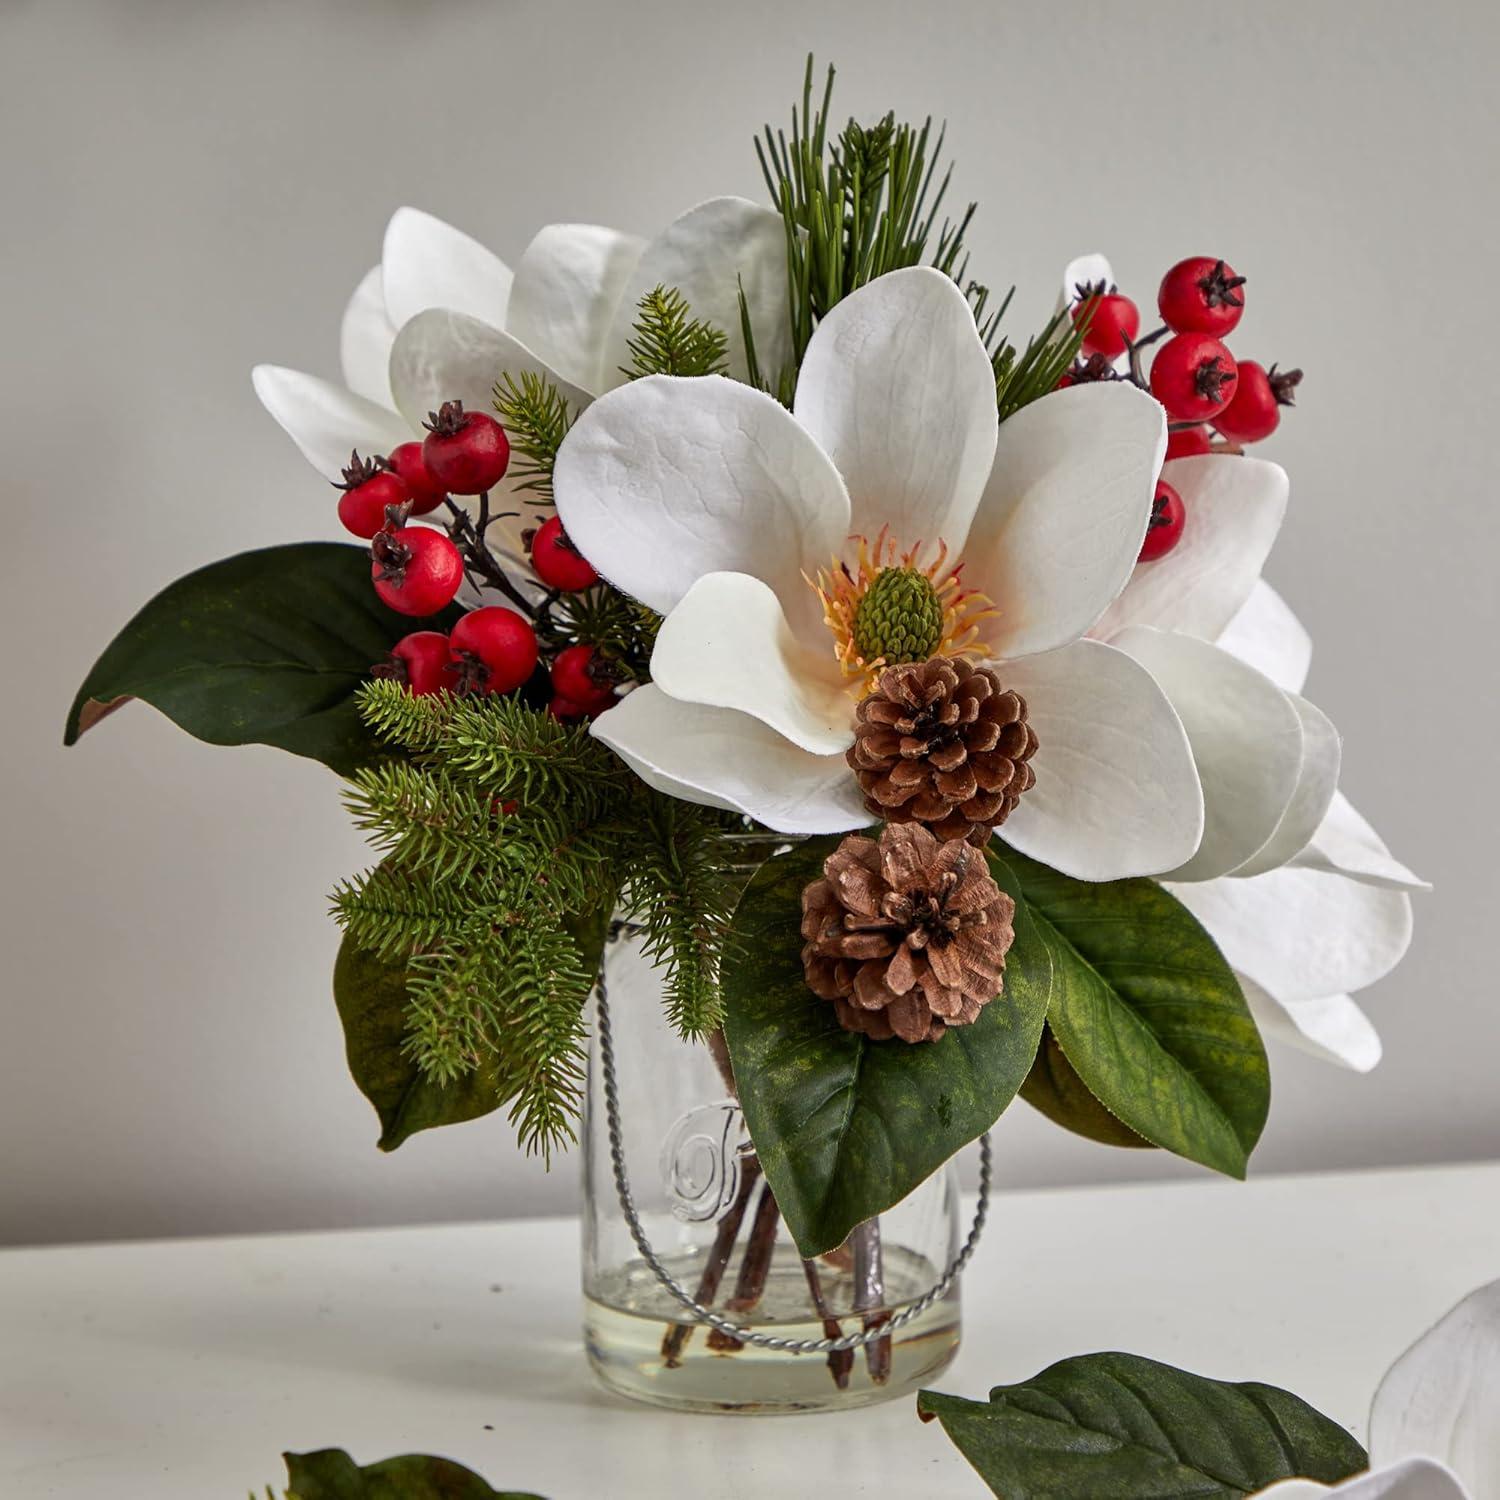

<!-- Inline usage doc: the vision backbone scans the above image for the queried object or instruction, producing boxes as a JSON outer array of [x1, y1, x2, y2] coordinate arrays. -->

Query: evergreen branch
[[492, 371, 575, 505], [622, 286, 729, 379], [995, 305, 1087, 422], [354, 679, 458, 754], [342, 761, 504, 884]]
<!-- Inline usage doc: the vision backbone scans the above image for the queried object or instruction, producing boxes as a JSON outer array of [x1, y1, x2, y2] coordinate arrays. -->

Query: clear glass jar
[[580, 915, 963, 1415]]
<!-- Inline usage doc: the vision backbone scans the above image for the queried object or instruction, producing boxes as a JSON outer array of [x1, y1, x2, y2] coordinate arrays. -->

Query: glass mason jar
[[580, 870, 965, 1415]]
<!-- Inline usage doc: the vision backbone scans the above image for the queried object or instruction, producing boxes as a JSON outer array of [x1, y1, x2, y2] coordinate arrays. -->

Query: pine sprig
[[995, 306, 1087, 421], [492, 371, 575, 505], [623, 286, 730, 379]]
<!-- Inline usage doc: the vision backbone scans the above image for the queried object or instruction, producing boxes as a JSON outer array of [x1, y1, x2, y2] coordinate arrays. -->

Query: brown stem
[[801, 1257, 854, 1390], [849, 1219, 892, 1384], [441, 494, 538, 618], [707, 1182, 781, 1351], [660, 1155, 761, 1368]]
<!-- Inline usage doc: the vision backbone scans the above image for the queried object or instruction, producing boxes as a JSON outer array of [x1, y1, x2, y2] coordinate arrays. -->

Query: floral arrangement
[[69, 62, 1420, 1293]]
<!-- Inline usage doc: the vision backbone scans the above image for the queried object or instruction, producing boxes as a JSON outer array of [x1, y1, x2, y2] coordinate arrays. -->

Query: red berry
[[1138, 480, 1186, 562], [548, 695, 592, 722], [335, 451, 411, 539], [550, 644, 617, 711], [1149, 333, 1239, 422], [1212, 360, 1305, 444], [1165, 425, 1214, 461], [449, 607, 538, 695], [421, 400, 510, 495], [370, 526, 464, 616], [386, 441, 447, 515], [1157, 257, 1247, 337], [1071, 283, 1140, 359], [529, 515, 600, 592], [375, 631, 453, 695]]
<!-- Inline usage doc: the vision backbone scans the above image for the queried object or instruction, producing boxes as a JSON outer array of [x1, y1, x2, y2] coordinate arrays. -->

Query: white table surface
[[2, 1162, 1496, 1498]]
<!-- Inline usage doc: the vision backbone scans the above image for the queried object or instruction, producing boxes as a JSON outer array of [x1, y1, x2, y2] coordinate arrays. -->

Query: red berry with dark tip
[[421, 400, 510, 495], [335, 451, 411, 539], [550, 644, 617, 711], [1150, 333, 1238, 422], [529, 515, 599, 592], [449, 607, 538, 695], [386, 441, 447, 514], [1165, 425, 1214, 461], [1212, 360, 1302, 444], [370, 526, 464, 616], [1138, 479, 1186, 562], [1071, 283, 1140, 359], [375, 631, 453, 695], [1158, 257, 1247, 337]]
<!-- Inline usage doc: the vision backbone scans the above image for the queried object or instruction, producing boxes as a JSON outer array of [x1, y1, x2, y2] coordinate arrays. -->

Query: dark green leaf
[[991, 845, 1268, 1179], [918, 1352, 1368, 1498], [333, 935, 509, 1151], [1020, 1025, 1154, 1150], [65, 543, 460, 775], [284, 1447, 545, 1499], [722, 837, 1050, 1257]]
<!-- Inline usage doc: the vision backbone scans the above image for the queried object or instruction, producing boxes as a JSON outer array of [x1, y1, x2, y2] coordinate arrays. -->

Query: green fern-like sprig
[[492, 370, 575, 505], [623, 286, 730, 379]]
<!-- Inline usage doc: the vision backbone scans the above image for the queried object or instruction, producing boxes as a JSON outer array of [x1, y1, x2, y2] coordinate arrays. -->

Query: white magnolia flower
[[1056, 250, 1423, 1067], [1259, 1277, 1500, 1499], [251, 198, 792, 554], [555, 264, 1213, 882]]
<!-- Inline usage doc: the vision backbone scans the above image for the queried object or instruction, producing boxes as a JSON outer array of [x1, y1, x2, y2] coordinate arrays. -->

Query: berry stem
[[441, 493, 539, 618]]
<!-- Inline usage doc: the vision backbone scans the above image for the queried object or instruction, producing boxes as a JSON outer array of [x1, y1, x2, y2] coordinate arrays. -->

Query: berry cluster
[[342, 398, 617, 720], [1064, 257, 1303, 564]]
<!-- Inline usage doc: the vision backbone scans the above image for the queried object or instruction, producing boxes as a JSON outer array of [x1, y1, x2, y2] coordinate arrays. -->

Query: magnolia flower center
[[810, 526, 995, 693]]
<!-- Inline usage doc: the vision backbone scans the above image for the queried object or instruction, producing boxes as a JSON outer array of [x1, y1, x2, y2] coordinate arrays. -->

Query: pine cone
[[800, 823, 1016, 1044], [847, 659, 1037, 844]]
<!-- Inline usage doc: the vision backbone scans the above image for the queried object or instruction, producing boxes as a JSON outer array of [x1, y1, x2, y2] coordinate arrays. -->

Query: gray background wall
[[3, 0, 1495, 1245]]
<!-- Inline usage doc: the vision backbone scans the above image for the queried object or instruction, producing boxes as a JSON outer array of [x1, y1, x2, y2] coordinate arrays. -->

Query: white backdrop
[[3, 0, 1496, 1245]]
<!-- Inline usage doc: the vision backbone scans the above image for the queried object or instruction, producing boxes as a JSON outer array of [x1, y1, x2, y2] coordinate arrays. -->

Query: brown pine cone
[[800, 823, 1016, 1044], [846, 659, 1038, 845]]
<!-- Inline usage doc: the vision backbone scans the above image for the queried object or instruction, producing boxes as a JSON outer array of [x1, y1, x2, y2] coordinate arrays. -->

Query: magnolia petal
[[506, 223, 646, 395], [792, 267, 999, 551], [1370, 1279, 1500, 1497], [387, 307, 591, 432], [995, 637, 1204, 880], [1113, 627, 1303, 881], [1216, 578, 1312, 694], [651, 572, 854, 756], [381, 206, 513, 332], [590, 686, 868, 834], [601, 196, 792, 389], [1231, 692, 1341, 877], [339, 265, 398, 409], [1238, 974, 1382, 1073], [553, 373, 850, 633], [1293, 790, 1430, 891], [250, 365, 411, 483], [966, 383, 1167, 659], [1059, 251, 1115, 312], [1258, 1458, 1472, 1500], [1169, 865, 1413, 1002], [1095, 455, 1290, 643]]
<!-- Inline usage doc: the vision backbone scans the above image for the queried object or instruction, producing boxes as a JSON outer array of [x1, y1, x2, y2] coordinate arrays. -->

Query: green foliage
[[991, 843, 1269, 1178], [492, 370, 574, 505], [281, 1446, 546, 1498], [1020, 1024, 1153, 1149], [721, 837, 1050, 1257], [918, 1352, 1368, 1497], [750, 57, 1086, 422], [333, 683, 752, 1157], [622, 285, 730, 379], [64, 543, 460, 775], [536, 587, 660, 684]]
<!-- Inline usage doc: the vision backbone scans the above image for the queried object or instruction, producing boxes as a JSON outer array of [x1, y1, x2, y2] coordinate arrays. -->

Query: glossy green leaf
[[65, 542, 460, 775], [918, 1352, 1368, 1498], [1020, 1025, 1154, 1150], [722, 837, 1050, 1257], [991, 845, 1267, 1178], [284, 1447, 545, 1499], [333, 935, 509, 1151]]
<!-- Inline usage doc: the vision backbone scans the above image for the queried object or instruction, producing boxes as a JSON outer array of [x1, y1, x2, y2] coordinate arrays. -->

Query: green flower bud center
[[851, 567, 944, 665]]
